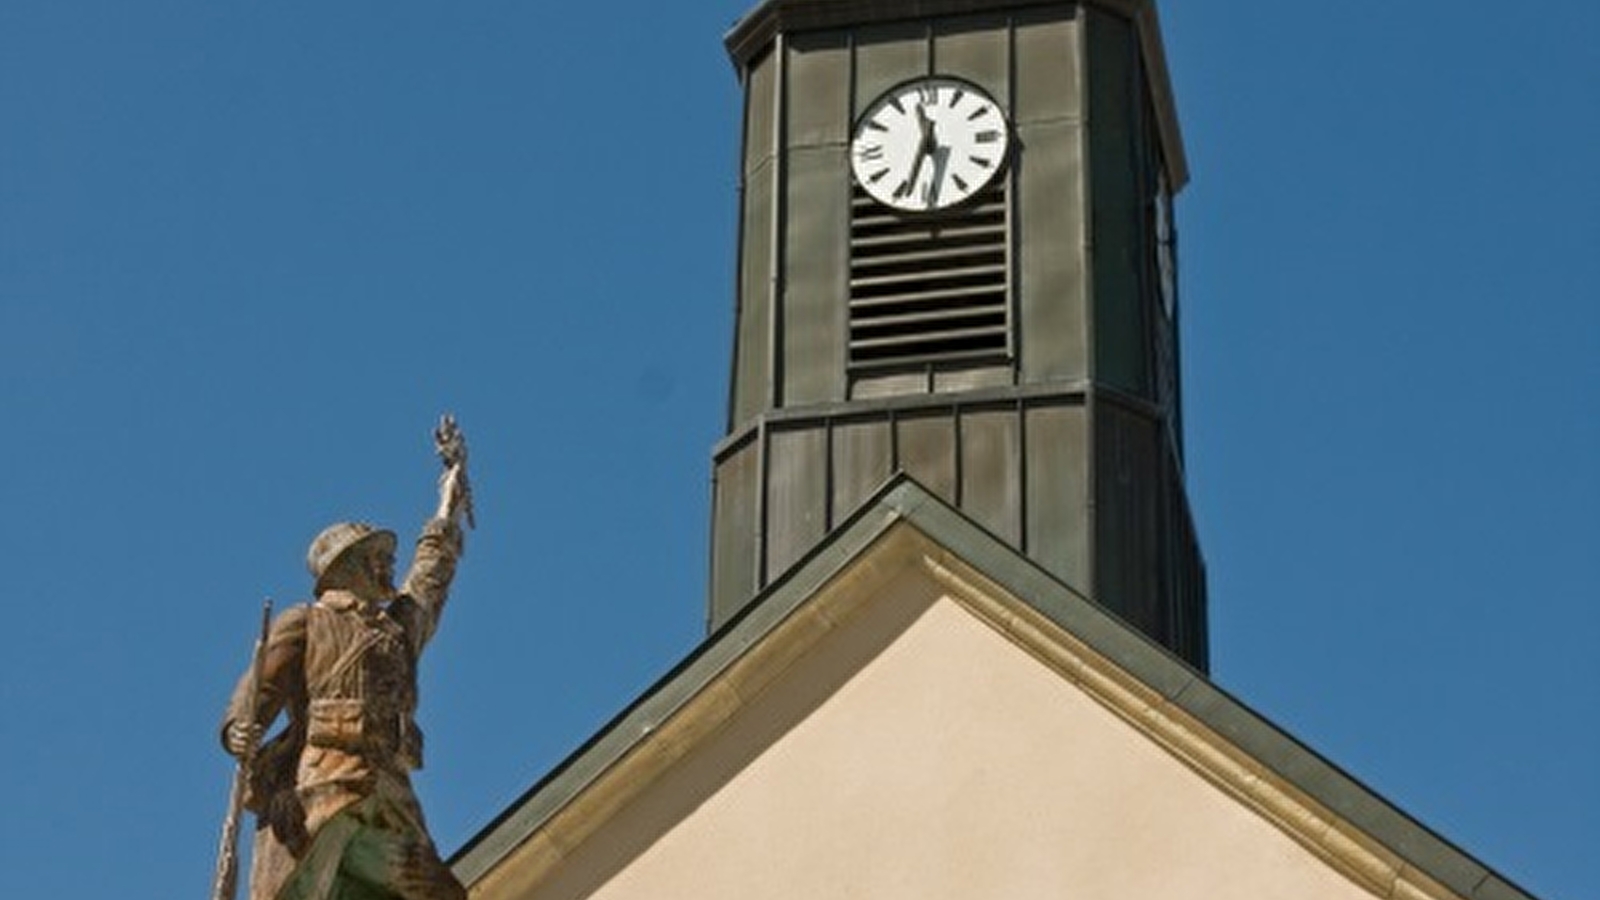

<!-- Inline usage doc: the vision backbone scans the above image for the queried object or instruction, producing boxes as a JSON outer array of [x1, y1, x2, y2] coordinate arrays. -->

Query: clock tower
[[709, 0, 1206, 670], [455, 9, 1553, 899]]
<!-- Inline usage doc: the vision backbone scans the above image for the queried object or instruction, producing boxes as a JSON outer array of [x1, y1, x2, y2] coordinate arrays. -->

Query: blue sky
[[1, 2, 1594, 898]]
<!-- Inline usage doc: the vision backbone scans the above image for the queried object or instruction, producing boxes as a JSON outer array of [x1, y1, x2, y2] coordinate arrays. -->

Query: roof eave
[[450, 475, 1542, 900], [722, 0, 1188, 191]]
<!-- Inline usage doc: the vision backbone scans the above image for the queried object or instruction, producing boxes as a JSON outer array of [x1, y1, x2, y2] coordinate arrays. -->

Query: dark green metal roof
[[450, 474, 1542, 900]]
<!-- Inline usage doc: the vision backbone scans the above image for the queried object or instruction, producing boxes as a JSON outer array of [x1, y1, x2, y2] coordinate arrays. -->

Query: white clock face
[[850, 77, 1010, 213]]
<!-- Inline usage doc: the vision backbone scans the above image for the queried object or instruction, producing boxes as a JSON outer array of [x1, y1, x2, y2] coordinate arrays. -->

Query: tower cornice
[[723, 0, 1187, 189]]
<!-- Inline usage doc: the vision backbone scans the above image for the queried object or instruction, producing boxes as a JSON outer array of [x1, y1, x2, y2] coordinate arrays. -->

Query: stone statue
[[221, 416, 476, 900]]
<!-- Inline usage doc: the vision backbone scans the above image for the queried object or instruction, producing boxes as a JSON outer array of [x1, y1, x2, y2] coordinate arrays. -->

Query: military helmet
[[306, 521, 398, 589]]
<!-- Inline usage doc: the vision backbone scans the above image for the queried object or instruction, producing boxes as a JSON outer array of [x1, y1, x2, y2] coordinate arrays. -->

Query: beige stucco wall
[[506, 567, 1379, 900]]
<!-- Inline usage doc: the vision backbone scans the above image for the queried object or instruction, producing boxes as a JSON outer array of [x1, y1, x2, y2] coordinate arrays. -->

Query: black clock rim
[[849, 74, 1013, 213]]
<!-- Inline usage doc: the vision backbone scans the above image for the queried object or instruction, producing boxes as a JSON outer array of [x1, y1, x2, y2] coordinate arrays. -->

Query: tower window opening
[[848, 178, 1010, 368]]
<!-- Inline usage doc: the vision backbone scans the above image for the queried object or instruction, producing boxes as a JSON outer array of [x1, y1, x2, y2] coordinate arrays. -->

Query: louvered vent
[[848, 180, 1010, 367]]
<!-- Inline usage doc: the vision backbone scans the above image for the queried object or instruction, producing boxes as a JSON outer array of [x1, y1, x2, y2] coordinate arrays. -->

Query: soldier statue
[[220, 417, 475, 900]]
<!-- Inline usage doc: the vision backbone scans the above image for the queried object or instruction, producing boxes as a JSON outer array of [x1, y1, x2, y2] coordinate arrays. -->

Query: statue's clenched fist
[[225, 720, 263, 758]]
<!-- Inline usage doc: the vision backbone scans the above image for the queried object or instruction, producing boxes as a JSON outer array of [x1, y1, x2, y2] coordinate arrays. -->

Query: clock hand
[[898, 103, 939, 203], [916, 103, 939, 155], [899, 148, 928, 201], [926, 145, 951, 206]]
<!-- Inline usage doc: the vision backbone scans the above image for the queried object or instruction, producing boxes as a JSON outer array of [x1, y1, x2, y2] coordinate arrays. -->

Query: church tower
[[709, 0, 1208, 669]]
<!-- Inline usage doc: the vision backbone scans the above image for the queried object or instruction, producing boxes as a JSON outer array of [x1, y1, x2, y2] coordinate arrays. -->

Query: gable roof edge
[[450, 475, 1544, 900], [448, 475, 935, 887]]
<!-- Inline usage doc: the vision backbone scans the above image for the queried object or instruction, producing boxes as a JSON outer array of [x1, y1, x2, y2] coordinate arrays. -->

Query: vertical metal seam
[[889, 405, 901, 477], [1007, 9, 1025, 559], [706, 457, 722, 634], [844, 29, 859, 400], [768, 33, 788, 411], [1006, 13, 1020, 380], [823, 417, 836, 532], [711, 60, 755, 632], [1017, 395, 1029, 555], [726, 63, 754, 435], [1079, 9, 1099, 600], [1132, 24, 1155, 401], [1161, 470, 1178, 651], [952, 402, 964, 508], [1167, 172, 1187, 467], [755, 417, 770, 589]]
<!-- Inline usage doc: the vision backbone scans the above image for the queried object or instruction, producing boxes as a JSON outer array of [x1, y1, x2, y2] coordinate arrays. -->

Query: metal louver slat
[[848, 178, 1010, 369], [851, 223, 1006, 249], [851, 244, 1004, 272], [852, 208, 1005, 234], [849, 284, 1007, 310], [850, 262, 1007, 292], [851, 195, 1005, 214], [852, 324, 1010, 352], [852, 304, 1007, 331]]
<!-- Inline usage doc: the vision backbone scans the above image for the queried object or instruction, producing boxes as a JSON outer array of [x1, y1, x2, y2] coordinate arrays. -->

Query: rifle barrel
[[209, 600, 273, 900]]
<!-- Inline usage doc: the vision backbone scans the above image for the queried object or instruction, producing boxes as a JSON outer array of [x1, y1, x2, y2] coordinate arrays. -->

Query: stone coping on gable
[[450, 475, 1541, 900]]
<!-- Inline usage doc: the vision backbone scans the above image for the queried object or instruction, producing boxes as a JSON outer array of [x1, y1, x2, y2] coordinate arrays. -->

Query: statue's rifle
[[210, 599, 273, 900]]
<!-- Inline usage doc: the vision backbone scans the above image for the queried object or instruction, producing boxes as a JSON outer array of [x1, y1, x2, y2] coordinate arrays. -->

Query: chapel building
[[449, 4, 1544, 900]]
